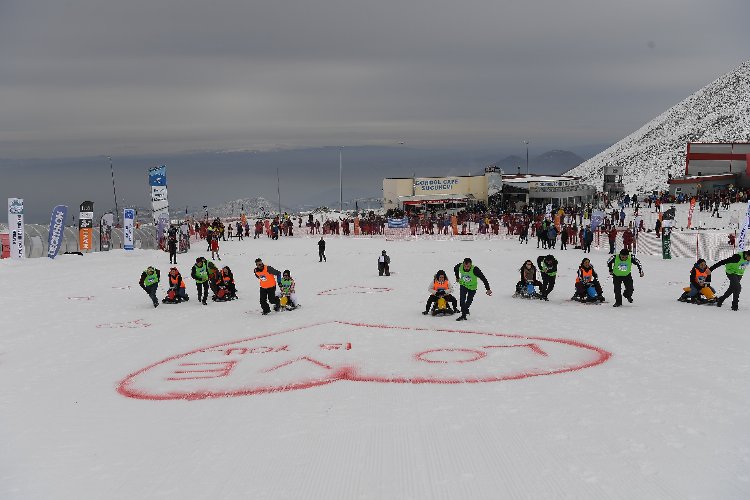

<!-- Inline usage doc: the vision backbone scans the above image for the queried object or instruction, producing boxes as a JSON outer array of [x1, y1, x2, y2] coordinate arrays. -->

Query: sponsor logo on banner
[[739, 200, 750, 251], [100, 213, 114, 251], [47, 205, 68, 259], [124, 209, 135, 251], [79, 201, 94, 251], [387, 217, 409, 228], [148, 165, 170, 225], [8, 198, 25, 259]]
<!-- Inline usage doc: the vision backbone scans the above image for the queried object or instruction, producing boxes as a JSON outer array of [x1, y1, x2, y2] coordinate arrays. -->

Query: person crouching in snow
[[276, 270, 298, 309], [163, 267, 189, 303], [423, 269, 458, 315], [139, 266, 161, 308], [212, 266, 237, 301]]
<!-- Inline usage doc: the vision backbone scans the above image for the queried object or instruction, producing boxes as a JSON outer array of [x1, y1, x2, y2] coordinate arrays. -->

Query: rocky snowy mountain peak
[[565, 60, 750, 194]]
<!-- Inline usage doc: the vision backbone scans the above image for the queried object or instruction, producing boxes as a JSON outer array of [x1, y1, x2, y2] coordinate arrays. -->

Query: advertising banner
[[47, 205, 68, 259], [100, 212, 114, 251], [590, 210, 605, 232], [157, 213, 169, 250], [387, 217, 409, 229], [413, 177, 466, 196], [686, 198, 696, 229], [79, 201, 94, 251], [739, 200, 750, 251], [148, 165, 170, 225], [8, 198, 25, 259], [123, 208, 135, 251], [662, 220, 673, 259]]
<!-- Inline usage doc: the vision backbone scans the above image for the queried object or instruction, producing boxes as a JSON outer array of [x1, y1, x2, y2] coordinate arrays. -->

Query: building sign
[[413, 177, 464, 194]]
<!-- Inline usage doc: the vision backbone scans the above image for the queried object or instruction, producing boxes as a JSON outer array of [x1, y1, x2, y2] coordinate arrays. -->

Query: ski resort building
[[668, 142, 750, 197], [383, 169, 595, 212]]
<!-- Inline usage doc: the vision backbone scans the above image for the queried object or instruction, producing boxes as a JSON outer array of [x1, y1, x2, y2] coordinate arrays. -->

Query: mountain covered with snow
[[565, 60, 750, 193]]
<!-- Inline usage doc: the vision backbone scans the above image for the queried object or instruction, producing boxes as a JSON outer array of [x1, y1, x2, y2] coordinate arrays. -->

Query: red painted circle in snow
[[317, 286, 393, 296], [415, 348, 487, 364], [118, 321, 612, 401]]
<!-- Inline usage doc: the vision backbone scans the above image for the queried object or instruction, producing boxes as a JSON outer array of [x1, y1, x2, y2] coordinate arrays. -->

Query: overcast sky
[[1, 0, 749, 220]]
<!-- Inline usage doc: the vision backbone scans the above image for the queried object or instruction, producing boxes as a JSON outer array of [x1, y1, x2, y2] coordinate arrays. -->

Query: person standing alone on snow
[[378, 250, 391, 276], [318, 237, 327, 262], [453, 257, 492, 321], [607, 248, 644, 307]]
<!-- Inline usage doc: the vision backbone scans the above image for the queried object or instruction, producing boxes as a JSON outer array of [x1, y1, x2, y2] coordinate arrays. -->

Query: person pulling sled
[[139, 266, 161, 308]]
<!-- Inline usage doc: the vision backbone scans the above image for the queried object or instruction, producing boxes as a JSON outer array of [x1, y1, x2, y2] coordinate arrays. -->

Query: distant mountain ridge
[[565, 60, 750, 193], [492, 150, 585, 174]]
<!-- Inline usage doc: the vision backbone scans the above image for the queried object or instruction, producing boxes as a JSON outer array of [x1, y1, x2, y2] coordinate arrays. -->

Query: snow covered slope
[[566, 60, 750, 194]]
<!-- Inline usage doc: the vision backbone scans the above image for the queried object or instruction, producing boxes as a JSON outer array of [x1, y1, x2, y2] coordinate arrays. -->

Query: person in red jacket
[[608, 227, 618, 254]]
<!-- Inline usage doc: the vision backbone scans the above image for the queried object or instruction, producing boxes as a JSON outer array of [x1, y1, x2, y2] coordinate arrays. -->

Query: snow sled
[[211, 287, 237, 302], [278, 295, 299, 311], [162, 289, 189, 304], [431, 296, 456, 316], [571, 285, 603, 304], [677, 286, 717, 305], [513, 282, 543, 300]]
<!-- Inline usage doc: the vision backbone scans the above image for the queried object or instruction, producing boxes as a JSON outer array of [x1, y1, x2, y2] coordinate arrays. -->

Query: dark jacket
[[537, 255, 558, 276], [139, 269, 161, 290], [710, 253, 743, 272]]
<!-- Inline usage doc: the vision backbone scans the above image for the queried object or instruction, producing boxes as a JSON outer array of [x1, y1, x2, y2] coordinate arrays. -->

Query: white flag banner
[[739, 200, 750, 251], [8, 198, 25, 259], [124, 208, 135, 251], [148, 165, 169, 225]]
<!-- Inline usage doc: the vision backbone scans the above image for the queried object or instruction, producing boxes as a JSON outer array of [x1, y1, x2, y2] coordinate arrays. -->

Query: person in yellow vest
[[254, 257, 282, 315], [422, 270, 458, 315], [710, 249, 750, 310], [607, 248, 644, 307], [191, 256, 216, 305], [138, 266, 161, 308]]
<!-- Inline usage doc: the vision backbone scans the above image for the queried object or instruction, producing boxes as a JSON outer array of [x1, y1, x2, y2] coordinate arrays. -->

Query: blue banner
[[148, 165, 167, 186], [590, 210, 605, 232], [387, 217, 409, 229], [47, 205, 67, 259]]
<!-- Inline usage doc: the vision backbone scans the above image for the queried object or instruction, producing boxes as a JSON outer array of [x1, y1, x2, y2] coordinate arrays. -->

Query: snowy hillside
[[566, 60, 750, 194]]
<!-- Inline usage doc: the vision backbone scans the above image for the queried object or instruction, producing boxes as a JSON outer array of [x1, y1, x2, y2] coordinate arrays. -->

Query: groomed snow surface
[[1, 232, 749, 500]]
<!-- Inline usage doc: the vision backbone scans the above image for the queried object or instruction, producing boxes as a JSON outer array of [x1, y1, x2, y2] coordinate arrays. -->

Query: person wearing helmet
[[139, 266, 161, 308]]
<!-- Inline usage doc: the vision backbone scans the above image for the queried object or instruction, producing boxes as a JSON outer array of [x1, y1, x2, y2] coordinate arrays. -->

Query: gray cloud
[[0, 0, 748, 159]]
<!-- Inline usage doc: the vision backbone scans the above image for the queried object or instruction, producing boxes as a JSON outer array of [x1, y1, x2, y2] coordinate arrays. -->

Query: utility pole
[[108, 156, 120, 226]]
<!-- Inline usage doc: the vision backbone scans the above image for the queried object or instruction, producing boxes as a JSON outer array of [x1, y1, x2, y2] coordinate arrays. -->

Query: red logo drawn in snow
[[118, 321, 611, 401], [317, 286, 393, 296], [67, 296, 94, 301], [97, 319, 151, 329]]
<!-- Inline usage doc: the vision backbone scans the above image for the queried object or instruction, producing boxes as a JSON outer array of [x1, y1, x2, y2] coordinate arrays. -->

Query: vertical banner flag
[[123, 208, 135, 251], [157, 213, 169, 249], [100, 213, 114, 251], [8, 198, 25, 259], [78, 201, 94, 251], [148, 165, 169, 225], [545, 203, 553, 220], [687, 198, 696, 229], [738, 200, 750, 251], [47, 205, 68, 259], [590, 210, 605, 232], [662, 220, 673, 259]]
